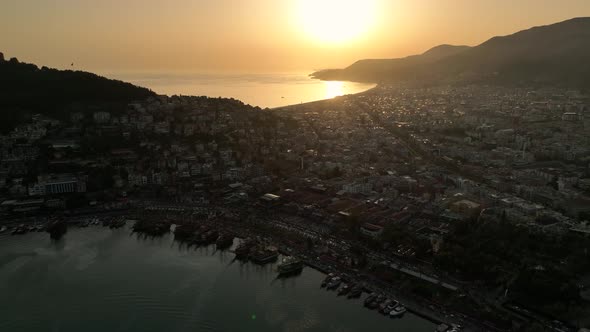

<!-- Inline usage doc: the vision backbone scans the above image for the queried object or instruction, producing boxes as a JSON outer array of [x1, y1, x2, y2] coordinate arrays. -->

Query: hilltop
[[0, 55, 155, 132], [312, 17, 590, 89]]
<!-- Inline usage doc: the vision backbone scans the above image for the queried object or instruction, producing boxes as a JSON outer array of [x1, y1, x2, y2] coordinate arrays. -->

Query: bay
[[109, 72, 376, 108], [0, 226, 435, 332]]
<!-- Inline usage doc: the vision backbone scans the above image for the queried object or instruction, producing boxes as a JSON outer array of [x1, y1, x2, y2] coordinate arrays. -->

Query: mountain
[[0, 55, 155, 132], [312, 18, 590, 88], [312, 44, 471, 82]]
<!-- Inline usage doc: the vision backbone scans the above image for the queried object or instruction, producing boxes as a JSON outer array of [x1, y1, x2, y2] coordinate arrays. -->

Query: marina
[[0, 223, 436, 332]]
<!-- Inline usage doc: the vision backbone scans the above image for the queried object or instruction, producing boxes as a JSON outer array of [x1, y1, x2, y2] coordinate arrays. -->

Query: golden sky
[[2, 0, 590, 73]]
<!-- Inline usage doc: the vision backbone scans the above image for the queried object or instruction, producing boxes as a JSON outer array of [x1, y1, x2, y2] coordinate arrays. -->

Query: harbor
[[0, 212, 473, 332], [0, 223, 437, 332]]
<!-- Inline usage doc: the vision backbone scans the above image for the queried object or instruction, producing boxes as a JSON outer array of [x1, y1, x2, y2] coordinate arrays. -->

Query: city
[[1, 2, 590, 332], [1, 55, 589, 330]]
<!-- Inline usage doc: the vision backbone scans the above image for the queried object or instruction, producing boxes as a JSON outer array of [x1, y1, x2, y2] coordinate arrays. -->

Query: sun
[[297, 0, 377, 44]]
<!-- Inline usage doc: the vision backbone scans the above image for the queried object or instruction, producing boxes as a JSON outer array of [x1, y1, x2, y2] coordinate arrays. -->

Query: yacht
[[347, 285, 362, 298], [249, 246, 279, 264], [277, 256, 304, 275], [337, 284, 350, 296], [215, 233, 234, 250], [389, 304, 407, 317], [364, 293, 377, 306], [326, 276, 342, 290], [234, 239, 255, 259], [382, 300, 399, 314], [321, 273, 335, 288]]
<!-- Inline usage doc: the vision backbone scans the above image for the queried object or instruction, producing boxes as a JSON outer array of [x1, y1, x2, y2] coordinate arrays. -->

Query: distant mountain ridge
[[0, 55, 155, 132], [312, 17, 590, 88]]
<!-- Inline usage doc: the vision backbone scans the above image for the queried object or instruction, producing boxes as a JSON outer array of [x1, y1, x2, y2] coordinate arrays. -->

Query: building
[[93, 111, 111, 124], [562, 112, 581, 121], [360, 223, 384, 239], [450, 199, 482, 218], [29, 174, 86, 196]]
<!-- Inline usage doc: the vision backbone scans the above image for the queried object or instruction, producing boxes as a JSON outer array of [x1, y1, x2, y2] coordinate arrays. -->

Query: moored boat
[[277, 256, 304, 275], [389, 304, 407, 317], [215, 233, 234, 250], [321, 273, 335, 287], [382, 300, 399, 314], [249, 245, 278, 264], [368, 300, 380, 310], [347, 285, 362, 298], [364, 293, 377, 306], [337, 284, 350, 296], [46, 220, 67, 240], [11, 224, 28, 235], [326, 276, 342, 290], [234, 239, 255, 259]]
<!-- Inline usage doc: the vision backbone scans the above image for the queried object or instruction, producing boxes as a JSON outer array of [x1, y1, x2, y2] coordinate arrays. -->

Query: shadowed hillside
[[312, 17, 590, 89], [0, 55, 155, 132]]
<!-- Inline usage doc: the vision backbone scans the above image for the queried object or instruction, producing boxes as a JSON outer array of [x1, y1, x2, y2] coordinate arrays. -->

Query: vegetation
[[0, 57, 155, 132]]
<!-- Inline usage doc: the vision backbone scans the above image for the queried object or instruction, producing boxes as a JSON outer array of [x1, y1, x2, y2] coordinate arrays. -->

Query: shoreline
[[2, 209, 477, 331], [270, 82, 379, 111]]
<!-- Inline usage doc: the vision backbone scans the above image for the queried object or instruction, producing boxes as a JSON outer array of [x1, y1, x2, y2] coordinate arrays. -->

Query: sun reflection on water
[[324, 81, 345, 99]]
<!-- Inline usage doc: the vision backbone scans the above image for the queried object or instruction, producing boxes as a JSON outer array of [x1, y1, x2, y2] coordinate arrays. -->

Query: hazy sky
[[2, 0, 590, 74]]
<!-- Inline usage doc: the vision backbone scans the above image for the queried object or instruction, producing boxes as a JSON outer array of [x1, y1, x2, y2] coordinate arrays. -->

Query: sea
[[0, 226, 436, 332], [109, 72, 376, 108]]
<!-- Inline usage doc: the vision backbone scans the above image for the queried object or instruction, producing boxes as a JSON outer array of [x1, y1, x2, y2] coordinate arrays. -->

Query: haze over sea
[[109, 72, 376, 108]]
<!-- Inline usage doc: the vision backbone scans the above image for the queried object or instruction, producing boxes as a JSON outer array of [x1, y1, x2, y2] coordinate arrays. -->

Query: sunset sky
[[2, 0, 590, 74]]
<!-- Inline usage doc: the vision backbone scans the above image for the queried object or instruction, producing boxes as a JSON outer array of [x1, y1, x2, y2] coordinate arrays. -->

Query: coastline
[[114, 71, 377, 109], [271, 81, 379, 111]]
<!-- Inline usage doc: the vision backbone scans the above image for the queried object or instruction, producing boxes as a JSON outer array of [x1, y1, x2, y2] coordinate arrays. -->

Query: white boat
[[389, 304, 407, 317], [326, 276, 342, 290], [382, 300, 399, 314], [0, 226, 7, 233]]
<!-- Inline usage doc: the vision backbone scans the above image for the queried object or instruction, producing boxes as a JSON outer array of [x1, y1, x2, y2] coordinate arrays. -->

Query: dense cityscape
[[1, 52, 589, 332], [2, 4, 590, 331]]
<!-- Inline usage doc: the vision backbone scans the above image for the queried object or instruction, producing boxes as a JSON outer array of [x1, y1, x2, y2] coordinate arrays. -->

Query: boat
[[381, 300, 399, 314], [364, 293, 377, 306], [203, 230, 219, 244], [234, 239, 255, 259], [277, 256, 304, 275], [326, 276, 342, 290], [389, 304, 407, 317], [379, 299, 392, 312], [0, 226, 7, 233], [368, 300, 380, 310], [11, 224, 27, 235], [375, 294, 385, 304], [337, 284, 350, 296], [215, 233, 234, 250], [321, 273, 335, 287], [193, 229, 219, 245], [109, 219, 126, 229], [435, 324, 450, 332], [347, 285, 362, 299], [249, 246, 279, 264], [46, 220, 67, 240], [321, 273, 335, 288]]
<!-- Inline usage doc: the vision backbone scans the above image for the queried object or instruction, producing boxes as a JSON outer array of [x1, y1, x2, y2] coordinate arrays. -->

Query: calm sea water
[[0, 226, 435, 332], [110, 72, 376, 108]]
